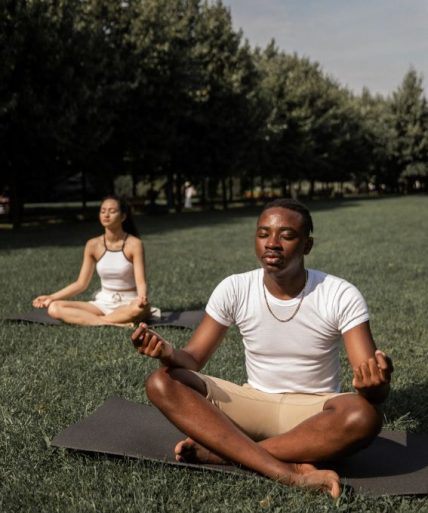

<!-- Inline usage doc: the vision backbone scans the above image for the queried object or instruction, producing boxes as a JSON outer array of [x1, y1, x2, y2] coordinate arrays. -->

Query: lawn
[[0, 196, 427, 513]]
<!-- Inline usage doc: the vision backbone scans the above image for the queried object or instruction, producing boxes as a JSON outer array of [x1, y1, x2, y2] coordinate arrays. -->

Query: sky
[[223, 0, 428, 97]]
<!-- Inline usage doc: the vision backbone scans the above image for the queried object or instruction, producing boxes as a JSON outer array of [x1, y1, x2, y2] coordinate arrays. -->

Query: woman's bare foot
[[99, 319, 135, 328], [175, 438, 227, 465], [109, 322, 135, 328]]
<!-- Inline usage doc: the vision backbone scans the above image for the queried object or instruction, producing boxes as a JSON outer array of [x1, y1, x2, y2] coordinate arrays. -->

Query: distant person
[[33, 195, 150, 326], [131, 198, 393, 497], [0, 188, 10, 215], [184, 181, 196, 209]]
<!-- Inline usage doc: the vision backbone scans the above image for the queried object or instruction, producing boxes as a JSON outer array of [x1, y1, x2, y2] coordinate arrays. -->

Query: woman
[[33, 195, 151, 326]]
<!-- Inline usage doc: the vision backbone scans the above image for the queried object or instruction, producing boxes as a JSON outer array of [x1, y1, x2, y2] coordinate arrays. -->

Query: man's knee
[[145, 368, 172, 403], [145, 367, 207, 405], [327, 394, 383, 445]]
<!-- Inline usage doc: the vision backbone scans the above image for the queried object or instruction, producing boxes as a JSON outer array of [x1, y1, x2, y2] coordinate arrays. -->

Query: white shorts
[[89, 289, 138, 315]]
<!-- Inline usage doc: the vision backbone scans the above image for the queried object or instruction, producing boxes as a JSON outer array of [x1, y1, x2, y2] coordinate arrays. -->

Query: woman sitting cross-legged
[[32, 195, 151, 326]]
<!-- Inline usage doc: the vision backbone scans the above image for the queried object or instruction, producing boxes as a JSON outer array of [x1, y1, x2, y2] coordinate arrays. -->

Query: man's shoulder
[[223, 268, 261, 288], [310, 269, 354, 288], [309, 269, 364, 303], [207, 269, 261, 325], [212, 269, 261, 298]]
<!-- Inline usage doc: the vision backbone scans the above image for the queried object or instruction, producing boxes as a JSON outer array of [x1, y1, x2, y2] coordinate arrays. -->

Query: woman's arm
[[32, 240, 97, 307], [128, 238, 148, 304]]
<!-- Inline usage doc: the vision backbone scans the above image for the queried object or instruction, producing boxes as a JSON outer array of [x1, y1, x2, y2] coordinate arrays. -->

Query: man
[[131, 198, 393, 498]]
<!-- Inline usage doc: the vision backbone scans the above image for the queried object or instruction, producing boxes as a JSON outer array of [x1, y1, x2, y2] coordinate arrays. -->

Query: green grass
[[0, 196, 427, 513]]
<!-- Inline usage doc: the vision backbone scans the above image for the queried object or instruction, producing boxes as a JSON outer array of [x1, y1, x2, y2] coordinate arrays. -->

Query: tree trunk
[[166, 171, 174, 210], [175, 172, 182, 213], [309, 179, 315, 199], [228, 176, 233, 202], [221, 178, 228, 210], [10, 169, 23, 230], [81, 170, 87, 211], [281, 178, 288, 197], [249, 174, 255, 202], [260, 175, 265, 199], [131, 165, 137, 198], [200, 177, 206, 207]]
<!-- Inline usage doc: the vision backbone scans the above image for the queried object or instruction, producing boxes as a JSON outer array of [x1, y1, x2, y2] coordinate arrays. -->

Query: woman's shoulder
[[85, 235, 104, 253], [126, 234, 143, 246], [124, 234, 143, 253]]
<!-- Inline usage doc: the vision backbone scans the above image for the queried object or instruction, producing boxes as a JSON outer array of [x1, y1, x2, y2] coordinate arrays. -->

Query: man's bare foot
[[284, 463, 341, 498], [175, 440, 340, 498], [175, 438, 227, 465]]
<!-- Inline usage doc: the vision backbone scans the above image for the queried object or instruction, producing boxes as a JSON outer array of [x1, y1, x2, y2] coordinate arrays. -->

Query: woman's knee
[[47, 301, 62, 319]]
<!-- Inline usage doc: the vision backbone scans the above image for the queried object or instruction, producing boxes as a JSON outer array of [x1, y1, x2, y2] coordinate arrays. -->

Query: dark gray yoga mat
[[51, 397, 428, 496], [4, 309, 204, 329], [6, 309, 63, 325]]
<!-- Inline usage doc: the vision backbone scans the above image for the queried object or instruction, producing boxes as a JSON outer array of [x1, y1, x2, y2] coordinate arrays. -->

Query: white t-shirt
[[206, 268, 369, 394]]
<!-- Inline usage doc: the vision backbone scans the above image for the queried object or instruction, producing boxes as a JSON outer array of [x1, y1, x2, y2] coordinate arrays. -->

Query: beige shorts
[[196, 374, 346, 441]]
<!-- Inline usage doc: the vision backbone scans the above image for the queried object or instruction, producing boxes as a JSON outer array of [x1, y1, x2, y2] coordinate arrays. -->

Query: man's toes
[[330, 479, 341, 499], [321, 471, 341, 498], [175, 438, 193, 459]]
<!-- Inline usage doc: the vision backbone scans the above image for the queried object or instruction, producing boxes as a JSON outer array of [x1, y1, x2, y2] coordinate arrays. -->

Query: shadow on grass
[[385, 382, 428, 433], [0, 196, 385, 251]]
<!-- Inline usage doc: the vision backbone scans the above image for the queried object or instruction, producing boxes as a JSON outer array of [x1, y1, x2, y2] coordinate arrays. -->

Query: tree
[[389, 68, 428, 191], [256, 47, 367, 196], [356, 89, 395, 192], [0, 0, 86, 225], [188, 1, 261, 208]]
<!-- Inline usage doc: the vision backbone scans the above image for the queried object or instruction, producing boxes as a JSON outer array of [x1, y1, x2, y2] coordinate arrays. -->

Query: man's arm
[[343, 321, 393, 404], [131, 313, 229, 371]]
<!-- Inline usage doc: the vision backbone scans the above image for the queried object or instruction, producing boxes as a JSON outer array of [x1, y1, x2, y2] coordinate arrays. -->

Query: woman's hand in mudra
[[134, 296, 149, 308], [32, 295, 54, 308]]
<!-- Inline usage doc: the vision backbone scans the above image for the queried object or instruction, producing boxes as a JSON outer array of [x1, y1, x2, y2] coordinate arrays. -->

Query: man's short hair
[[260, 198, 314, 236]]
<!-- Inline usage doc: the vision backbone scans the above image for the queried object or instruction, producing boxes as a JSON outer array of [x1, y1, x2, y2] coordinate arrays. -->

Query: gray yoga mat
[[51, 397, 428, 497], [4, 309, 204, 329]]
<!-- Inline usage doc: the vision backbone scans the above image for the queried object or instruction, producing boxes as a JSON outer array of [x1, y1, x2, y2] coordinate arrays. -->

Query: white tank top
[[96, 235, 136, 291]]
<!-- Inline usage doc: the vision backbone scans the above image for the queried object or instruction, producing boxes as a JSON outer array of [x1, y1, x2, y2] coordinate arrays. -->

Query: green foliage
[[256, 48, 372, 191], [0, 0, 427, 218], [0, 197, 427, 512], [390, 69, 428, 189], [356, 89, 395, 188], [391, 69, 428, 165], [357, 69, 428, 192]]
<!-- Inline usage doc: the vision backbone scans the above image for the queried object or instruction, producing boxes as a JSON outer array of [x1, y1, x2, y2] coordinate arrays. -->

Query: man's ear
[[304, 236, 314, 255]]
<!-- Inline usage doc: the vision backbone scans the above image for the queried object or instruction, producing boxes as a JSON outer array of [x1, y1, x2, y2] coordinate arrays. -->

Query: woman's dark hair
[[260, 198, 313, 236], [101, 195, 139, 237]]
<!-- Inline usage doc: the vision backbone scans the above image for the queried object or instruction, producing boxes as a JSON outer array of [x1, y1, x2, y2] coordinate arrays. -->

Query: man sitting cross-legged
[[131, 198, 393, 498]]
